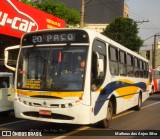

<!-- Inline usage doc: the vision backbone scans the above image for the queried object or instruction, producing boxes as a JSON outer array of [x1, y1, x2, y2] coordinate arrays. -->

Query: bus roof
[[0, 72, 13, 77], [22, 28, 148, 62]]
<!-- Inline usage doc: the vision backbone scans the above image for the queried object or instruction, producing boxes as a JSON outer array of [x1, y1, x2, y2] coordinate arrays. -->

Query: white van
[[0, 72, 14, 117]]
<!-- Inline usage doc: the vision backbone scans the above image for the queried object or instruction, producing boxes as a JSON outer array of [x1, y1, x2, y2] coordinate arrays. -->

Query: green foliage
[[20, 0, 35, 6], [21, 0, 80, 26], [103, 17, 143, 52]]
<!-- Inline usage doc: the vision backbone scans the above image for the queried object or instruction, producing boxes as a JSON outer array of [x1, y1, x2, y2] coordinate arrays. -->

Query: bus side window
[[119, 51, 127, 76], [109, 46, 119, 75], [127, 54, 134, 77], [139, 60, 143, 78], [143, 62, 148, 78], [134, 57, 139, 77], [0, 77, 9, 88], [91, 40, 106, 91]]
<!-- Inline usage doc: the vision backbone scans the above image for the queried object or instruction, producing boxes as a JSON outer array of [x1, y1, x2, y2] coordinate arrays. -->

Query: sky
[[126, 0, 160, 50]]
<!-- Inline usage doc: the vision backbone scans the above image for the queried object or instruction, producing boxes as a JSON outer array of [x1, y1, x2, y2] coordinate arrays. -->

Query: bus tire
[[150, 87, 154, 95], [135, 93, 142, 111], [99, 100, 113, 128]]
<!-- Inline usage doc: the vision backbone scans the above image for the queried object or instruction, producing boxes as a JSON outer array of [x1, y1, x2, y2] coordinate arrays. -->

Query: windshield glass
[[17, 46, 88, 91]]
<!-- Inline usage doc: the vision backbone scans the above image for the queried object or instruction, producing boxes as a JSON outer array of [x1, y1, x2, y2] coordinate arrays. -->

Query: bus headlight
[[60, 100, 79, 108], [68, 103, 72, 107], [61, 104, 65, 108]]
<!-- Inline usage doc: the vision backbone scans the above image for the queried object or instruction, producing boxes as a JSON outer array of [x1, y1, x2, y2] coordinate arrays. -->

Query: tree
[[102, 17, 143, 52], [20, 0, 35, 5], [21, 0, 80, 26]]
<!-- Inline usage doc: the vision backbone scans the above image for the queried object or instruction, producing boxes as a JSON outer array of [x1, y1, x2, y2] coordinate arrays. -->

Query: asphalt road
[[0, 93, 160, 139]]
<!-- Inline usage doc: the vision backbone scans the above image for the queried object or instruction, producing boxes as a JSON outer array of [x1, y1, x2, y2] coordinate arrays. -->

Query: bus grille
[[19, 99, 60, 108]]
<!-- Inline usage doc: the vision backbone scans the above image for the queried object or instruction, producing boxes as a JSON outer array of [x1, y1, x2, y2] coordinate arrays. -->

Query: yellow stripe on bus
[[15, 89, 83, 98], [116, 86, 139, 99]]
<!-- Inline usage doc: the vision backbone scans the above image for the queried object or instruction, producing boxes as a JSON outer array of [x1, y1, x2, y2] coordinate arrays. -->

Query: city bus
[[151, 69, 160, 94], [4, 28, 151, 128]]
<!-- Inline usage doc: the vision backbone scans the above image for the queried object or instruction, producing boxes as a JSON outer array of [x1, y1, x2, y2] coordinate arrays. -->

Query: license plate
[[39, 110, 51, 116]]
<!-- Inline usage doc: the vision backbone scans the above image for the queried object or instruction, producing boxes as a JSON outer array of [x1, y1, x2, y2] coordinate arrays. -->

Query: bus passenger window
[[143, 62, 148, 78], [109, 46, 119, 75], [127, 54, 134, 77], [139, 60, 143, 78], [134, 57, 139, 77], [0, 77, 9, 88], [119, 51, 127, 76], [91, 40, 106, 91]]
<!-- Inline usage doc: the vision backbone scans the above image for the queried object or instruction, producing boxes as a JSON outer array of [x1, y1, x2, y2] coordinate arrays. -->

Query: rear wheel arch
[[97, 95, 117, 128], [109, 95, 117, 115]]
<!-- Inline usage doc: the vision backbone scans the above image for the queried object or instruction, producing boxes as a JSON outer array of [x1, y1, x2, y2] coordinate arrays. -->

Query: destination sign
[[22, 30, 89, 45], [32, 33, 75, 44]]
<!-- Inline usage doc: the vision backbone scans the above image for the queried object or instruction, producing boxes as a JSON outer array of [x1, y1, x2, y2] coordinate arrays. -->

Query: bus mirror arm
[[95, 52, 104, 77], [97, 59, 104, 76], [4, 45, 20, 71], [4, 50, 16, 71]]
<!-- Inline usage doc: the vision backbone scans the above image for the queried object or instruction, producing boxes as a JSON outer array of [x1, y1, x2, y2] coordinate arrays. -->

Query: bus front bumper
[[14, 97, 91, 125]]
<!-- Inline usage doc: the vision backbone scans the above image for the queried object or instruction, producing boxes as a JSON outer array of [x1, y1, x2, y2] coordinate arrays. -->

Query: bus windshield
[[17, 46, 88, 91]]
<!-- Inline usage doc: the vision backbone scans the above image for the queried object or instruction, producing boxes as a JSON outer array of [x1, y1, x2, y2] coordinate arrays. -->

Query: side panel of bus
[[90, 38, 150, 124], [0, 73, 14, 115]]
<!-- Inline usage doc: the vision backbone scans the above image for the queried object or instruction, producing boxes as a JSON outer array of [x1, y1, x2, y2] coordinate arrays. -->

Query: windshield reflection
[[17, 46, 88, 91]]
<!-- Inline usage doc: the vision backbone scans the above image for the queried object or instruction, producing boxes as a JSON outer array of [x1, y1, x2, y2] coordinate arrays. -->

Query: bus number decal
[[32, 36, 42, 43]]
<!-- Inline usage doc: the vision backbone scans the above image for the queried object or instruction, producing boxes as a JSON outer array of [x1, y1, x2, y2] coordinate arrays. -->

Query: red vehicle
[[151, 69, 160, 94]]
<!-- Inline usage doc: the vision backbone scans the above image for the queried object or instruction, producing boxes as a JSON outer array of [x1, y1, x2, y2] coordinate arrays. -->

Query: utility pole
[[152, 35, 156, 69], [152, 34, 160, 69], [80, 0, 85, 28]]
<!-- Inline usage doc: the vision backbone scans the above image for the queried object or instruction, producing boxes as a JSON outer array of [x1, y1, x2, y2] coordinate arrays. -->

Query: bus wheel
[[134, 94, 142, 111], [99, 100, 113, 128], [150, 87, 154, 95]]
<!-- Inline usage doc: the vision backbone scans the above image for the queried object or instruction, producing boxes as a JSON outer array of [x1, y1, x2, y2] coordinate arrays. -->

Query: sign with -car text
[[0, 0, 66, 38]]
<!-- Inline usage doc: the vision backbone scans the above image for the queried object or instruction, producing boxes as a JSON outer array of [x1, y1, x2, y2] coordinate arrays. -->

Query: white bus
[[4, 28, 151, 127], [0, 72, 14, 117]]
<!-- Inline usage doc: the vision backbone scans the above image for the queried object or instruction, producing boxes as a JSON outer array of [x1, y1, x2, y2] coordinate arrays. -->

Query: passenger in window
[[76, 59, 85, 71], [75, 59, 86, 75], [65, 59, 86, 90], [91, 84, 98, 91]]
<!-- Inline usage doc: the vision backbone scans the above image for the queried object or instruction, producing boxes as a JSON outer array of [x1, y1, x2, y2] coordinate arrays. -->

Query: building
[[139, 45, 160, 69], [35, 0, 128, 32], [59, 0, 128, 32], [139, 49, 152, 67], [57, 0, 127, 23]]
